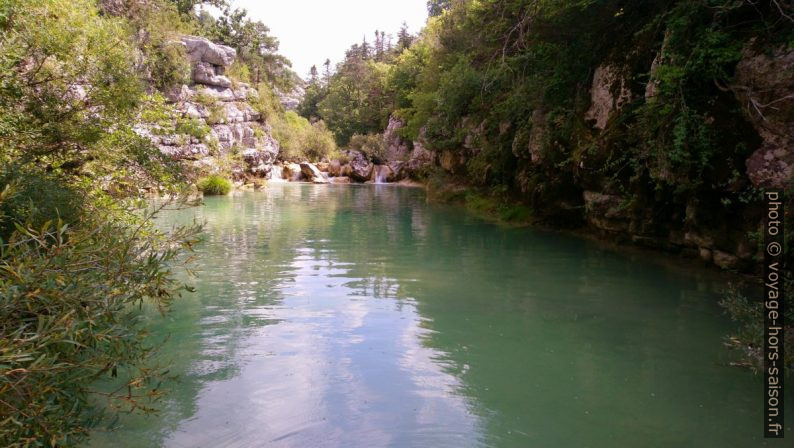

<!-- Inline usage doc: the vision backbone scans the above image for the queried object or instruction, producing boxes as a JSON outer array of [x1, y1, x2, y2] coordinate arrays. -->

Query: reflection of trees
[[388, 212, 790, 446], [96, 184, 787, 447]]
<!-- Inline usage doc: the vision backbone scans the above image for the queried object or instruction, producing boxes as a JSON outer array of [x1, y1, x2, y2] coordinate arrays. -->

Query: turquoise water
[[92, 183, 791, 447]]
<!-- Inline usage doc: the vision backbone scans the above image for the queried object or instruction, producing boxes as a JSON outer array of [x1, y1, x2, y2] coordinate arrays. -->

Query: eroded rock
[[585, 65, 632, 130], [735, 45, 794, 189]]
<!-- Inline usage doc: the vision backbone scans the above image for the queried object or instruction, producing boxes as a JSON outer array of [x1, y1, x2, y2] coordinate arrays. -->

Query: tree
[[168, 0, 227, 16], [323, 58, 332, 83], [0, 0, 198, 444], [204, 7, 297, 90], [309, 64, 319, 83], [427, 0, 451, 17], [397, 21, 413, 50]]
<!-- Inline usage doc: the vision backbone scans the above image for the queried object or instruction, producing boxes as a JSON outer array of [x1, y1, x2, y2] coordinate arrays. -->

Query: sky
[[229, 0, 430, 80]]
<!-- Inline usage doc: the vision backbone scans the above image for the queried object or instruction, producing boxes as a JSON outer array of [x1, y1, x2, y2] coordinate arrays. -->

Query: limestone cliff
[[138, 35, 280, 180]]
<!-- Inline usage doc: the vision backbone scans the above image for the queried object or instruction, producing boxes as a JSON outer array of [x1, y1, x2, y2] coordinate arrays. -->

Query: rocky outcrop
[[139, 35, 279, 177], [278, 85, 305, 111], [384, 116, 410, 161], [585, 65, 633, 130], [180, 36, 236, 67], [734, 45, 794, 189]]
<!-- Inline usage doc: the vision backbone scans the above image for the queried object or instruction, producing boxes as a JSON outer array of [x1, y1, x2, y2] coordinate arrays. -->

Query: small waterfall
[[373, 165, 388, 184]]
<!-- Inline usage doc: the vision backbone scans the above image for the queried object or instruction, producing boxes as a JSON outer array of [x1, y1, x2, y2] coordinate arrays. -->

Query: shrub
[[197, 175, 232, 195], [271, 111, 337, 162], [721, 273, 793, 376], [250, 82, 282, 121], [349, 133, 386, 163], [0, 169, 85, 242], [150, 41, 192, 90], [175, 117, 211, 140], [0, 205, 198, 446]]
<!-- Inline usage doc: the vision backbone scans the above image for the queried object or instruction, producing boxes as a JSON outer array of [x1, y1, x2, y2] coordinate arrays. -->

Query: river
[[92, 183, 791, 447]]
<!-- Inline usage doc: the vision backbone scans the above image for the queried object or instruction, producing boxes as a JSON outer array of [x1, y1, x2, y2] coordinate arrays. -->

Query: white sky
[[229, 0, 429, 80]]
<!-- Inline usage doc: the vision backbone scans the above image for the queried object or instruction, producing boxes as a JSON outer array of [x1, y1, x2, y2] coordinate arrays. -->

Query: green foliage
[[226, 60, 251, 83], [271, 111, 337, 162], [247, 82, 282, 122], [721, 274, 793, 376], [197, 175, 232, 195], [317, 59, 393, 145], [0, 169, 84, 242], [175, 117, 211, 139], [349, 133, 386, 163], [0, 203, 198, 446], [150, 40, 192, 90], [198, 6, 297, 91], [0, 2, 198, 445], [206, 104, 227, 125]]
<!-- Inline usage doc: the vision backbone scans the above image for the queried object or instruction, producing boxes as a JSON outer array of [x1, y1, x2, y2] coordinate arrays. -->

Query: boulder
[[300, 162, 327, 183], [180, 35, 236, 67], [340, 164, 353, 178], [403, 137, 434, 178], [713, 250, 740, 270], [330, 176, 351, 184], [278, 85, 304, 111], [283, 163, 303, 181], [583, 191, 631, 232], [527, 110, 546, 164], [193, 61, 232, 88], [241, 135, 278, 175], [440, 150, 466, 174], [348, 151, 373, 182], [387, 161, 406, 182], [327, 160, 343, 176]]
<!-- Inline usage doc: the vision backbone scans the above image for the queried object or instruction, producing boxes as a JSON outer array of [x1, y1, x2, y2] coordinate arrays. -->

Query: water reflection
[[94, 184, 791, 448]]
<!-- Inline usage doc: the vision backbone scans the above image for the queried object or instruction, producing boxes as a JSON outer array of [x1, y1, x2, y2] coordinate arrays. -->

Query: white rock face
[[193, 61, 232, 88], [180, 36, 236, 67], [140, 35, 280, 176], [383, 115, 410, 161]]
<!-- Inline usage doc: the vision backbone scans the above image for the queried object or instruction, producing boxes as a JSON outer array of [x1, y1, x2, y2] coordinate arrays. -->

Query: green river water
[[92, 183, 791, 447]]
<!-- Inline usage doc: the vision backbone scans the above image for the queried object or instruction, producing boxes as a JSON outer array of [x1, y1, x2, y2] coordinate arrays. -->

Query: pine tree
[[309, 65, 319, 83], [375, 30, 384, 60], [360, 36, 370, 59], [323, 58, 331, 83], [397, 22, 412, 50]]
